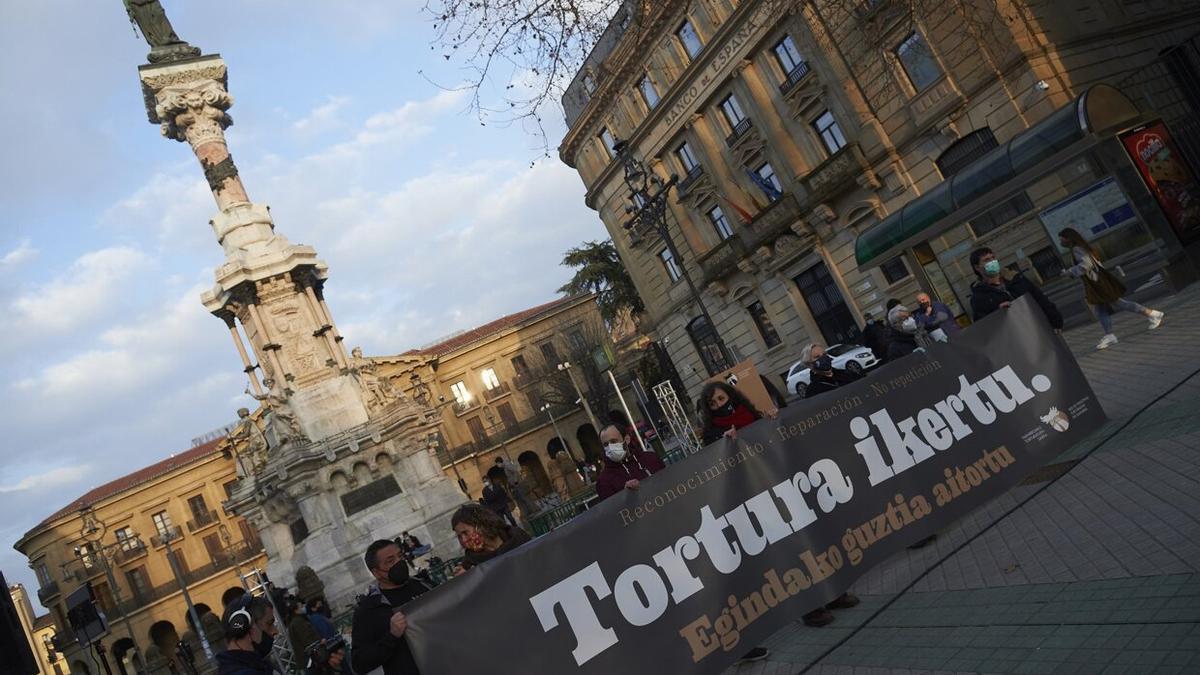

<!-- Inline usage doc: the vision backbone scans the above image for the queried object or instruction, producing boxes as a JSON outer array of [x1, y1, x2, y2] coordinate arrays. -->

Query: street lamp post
[[539, 403, 577, 463], [557, 361, 602, 431], [410, 372, 470, 495], [155, 526, 214, 660], [614, 138, 733, 372], [75, 506, 148, 675]]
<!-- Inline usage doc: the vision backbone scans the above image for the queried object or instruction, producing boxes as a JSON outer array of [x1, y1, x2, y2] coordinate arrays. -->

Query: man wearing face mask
[[886, 303, 924, 361], [969, 247, 1063, 330], [351, 540, 431, 675], [595, 424, 666, 501], [216, 595, 280, 675], [914, 292, 959, 342]]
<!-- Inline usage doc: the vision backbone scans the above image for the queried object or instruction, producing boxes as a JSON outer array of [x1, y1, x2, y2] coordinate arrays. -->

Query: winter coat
[[861, 321, 890, 362], [914, 301, 961, 337], [479, 483, 512, 515], [806, 369, 863, 398], [970, 273, 1064, 329], [701, 404, 761, 444], [1065, 245, 1126, 306], [596, 450, 666, 500], [308, 612, 337, 640], [288, 612, 323, 663], [886, 326, 919, 361], [215, 649, 273, 675], [350, 580, 431, 675], [460, 525, 533, 571]]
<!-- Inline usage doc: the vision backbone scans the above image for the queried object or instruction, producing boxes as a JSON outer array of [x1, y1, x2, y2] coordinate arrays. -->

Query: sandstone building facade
[[559, 0, 1200, 397], [14, 438, 266, 675]]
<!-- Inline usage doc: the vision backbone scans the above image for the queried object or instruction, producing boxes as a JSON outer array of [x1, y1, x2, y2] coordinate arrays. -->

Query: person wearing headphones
[[216, 595, 280, 675]]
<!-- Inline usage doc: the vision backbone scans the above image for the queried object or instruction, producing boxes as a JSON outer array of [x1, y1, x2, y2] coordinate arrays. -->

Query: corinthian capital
[[154, 79, 233, 144]]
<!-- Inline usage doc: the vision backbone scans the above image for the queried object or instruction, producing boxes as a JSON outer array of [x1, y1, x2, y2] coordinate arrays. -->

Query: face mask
[[713, 401, 736, 417], [901, 317, 917, 331], [386, 560, 410, 585], [604, 443, 627, 462], [919, 301, 930, 309], [983, 260, 1002, 276], [460, 531, 485, 551], [253, 632, 274, 657]]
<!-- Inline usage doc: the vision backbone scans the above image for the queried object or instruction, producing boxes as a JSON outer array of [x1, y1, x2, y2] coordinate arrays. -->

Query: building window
[[186, 494, 209, 522], [115, 527, 137, 552], [511, 354, 530, 377], [773, 35, 805, 75], [659, 248, 682, 282], [747, 301, 782, 349], [895, 32, 942, 92], [567, 329, 588, 352], [638, 75, 659, 109], [677, 20, 703, 59], [125, 566, 150, 602], [880, 255, 911, 284], [755, 162, 783, 197], [223, 480, 238, 499], [675, 141, 700, 173], [599, 127, 617, 158], [450, 380, 471, 404], [151, 511, 173, 540], [480, 368, 501, 390], [583, 73, 597, 96], [708, 206, 734, 240], [814, 111, 847, 155], [34, 562, 51, 586], [719, 94, 747, 130], [687, 316, 729, 375], [497, 401, 519, 429], [539, 341, 560, 365], [203, 533, 224, 564]]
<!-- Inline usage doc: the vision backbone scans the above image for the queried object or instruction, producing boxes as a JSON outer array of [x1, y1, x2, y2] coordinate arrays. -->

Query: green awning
[[855, 84, 1140, 266]]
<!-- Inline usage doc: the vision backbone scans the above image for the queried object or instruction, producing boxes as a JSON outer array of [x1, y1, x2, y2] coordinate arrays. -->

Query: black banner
[[405, 297, 1105, 674]]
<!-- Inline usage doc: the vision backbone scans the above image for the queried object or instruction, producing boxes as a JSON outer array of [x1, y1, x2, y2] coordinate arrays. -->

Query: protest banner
[[405, 296, 1105, 674]]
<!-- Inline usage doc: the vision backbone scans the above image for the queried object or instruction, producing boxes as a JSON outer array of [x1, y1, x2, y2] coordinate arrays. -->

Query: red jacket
[[596, 450, 666, 501]]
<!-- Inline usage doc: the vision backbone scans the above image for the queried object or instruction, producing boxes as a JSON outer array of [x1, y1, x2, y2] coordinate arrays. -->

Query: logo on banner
[[1039, 407, 1070, 432]]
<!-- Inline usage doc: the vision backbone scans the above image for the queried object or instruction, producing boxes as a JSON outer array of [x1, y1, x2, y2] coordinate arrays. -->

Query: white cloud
[[0, 464, 91, 494], [10, 246, 152, 336], [102, 167, 214, 252], [318, 88, 469, 159], [292, 95, 351, 135], [0, 238, 37, 269]]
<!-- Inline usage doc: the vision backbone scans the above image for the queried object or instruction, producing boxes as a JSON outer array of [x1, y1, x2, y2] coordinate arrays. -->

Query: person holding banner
[[451, 503, 532, 573], [350, 540, 430, 675], [805, 354, 862, 397], [595, 424, 666, 500], [1057, 227, 1164, 349], [969, 246, 1064, 331]]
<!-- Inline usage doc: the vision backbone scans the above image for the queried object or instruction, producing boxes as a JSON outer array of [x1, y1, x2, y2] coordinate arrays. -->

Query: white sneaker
[[1148, 310, 1164, 329], [1097, 334, 1118, 350]]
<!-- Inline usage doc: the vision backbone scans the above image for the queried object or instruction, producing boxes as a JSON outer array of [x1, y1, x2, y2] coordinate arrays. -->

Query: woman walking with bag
[[1059, 227, 1164, 349]]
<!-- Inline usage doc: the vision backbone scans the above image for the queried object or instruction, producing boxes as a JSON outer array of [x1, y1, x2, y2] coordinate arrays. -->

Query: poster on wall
[[1119, 120, 1200, 244], [1037, 176, 1138, 252]]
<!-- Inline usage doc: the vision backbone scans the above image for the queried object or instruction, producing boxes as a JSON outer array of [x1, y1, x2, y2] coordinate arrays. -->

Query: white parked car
[[785, 343, 880, 397]]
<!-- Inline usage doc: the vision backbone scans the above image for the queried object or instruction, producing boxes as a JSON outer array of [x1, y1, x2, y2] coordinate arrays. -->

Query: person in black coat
[[860, 311, 890, 362], [479, 473, 518, 527], [215, 596, 279, 675], [350, 540, 431, 675], [885, 304, 921, 361], [968, 247, 1063, 330], [805, 354, 863, 397]]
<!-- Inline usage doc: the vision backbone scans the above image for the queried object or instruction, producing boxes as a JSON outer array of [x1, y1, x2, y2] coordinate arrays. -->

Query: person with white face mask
[[886, 303, 924, 361], [594, 424, 665, 501]]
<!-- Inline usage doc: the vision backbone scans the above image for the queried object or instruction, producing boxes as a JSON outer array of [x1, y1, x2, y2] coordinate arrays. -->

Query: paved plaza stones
[[729, 283, 1200, 675]]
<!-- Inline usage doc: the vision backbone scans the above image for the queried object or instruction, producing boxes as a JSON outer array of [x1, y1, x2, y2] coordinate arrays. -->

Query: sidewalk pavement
[[729, 284, 1200, 675]]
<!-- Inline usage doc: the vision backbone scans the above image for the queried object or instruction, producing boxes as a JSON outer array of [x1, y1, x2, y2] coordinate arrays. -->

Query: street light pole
[[613, 138, 734, 372], [557, 361, 602, 431], [540, 403, 577, 462], [157, 527, 213, 660], [76, 506, 147, 675]]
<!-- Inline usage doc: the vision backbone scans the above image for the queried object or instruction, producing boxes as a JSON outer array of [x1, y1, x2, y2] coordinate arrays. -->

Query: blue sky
[[0, 0, 605, 608]]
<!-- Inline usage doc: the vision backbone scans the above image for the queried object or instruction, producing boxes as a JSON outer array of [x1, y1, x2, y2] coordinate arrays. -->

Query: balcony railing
[[482, 382, 511, 402], [779, 61, 812, 94], [439, 402, 577, 465], [37, 581, 60, 604], [150, 525, 182, 548], [186, 509, 219, 533], [801, 142, 873, 204], [110, 541, 264, 617], [451, 399, 477, 416], [677, 165, 705, 195], [725, 118, 753, 146], [114, 540, 149, 564]]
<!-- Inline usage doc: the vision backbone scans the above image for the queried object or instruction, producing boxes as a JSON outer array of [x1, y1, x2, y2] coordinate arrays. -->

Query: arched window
[[936, 128, 1035, 236]]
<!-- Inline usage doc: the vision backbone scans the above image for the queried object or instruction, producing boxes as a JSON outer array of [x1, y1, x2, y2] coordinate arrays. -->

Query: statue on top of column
[[229, 407, 270, 475], [124, 0, 201, 63]]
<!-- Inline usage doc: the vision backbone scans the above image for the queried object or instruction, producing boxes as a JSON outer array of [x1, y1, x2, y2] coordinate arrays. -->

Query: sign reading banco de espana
[[406, 296, 1104, 674]]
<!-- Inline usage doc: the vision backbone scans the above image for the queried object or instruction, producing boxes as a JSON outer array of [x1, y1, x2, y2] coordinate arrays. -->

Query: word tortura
[[528, 364, 1050, 666]]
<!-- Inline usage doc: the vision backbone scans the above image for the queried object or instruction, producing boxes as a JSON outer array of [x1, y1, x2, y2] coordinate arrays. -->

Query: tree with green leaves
[[558, 239, 645, 326]]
